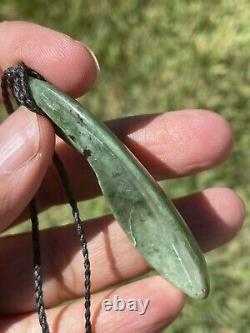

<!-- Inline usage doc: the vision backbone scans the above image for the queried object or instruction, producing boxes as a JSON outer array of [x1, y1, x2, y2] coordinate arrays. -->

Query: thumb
[[0, 106, 55, 231]]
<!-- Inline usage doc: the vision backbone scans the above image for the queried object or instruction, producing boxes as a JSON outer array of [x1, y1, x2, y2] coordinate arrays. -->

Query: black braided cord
[[1, 63, 92, 333]]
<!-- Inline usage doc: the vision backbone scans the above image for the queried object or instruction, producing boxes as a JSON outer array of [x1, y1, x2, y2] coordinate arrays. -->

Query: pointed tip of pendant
[[185, 273, 210, 300]]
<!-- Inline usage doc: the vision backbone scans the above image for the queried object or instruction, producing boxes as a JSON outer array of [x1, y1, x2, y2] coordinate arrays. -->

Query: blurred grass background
[[0, 1, 250, 332]]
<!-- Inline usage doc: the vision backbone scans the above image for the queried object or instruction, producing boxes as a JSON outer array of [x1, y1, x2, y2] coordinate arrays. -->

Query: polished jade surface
[[29, 77, 210, 299]]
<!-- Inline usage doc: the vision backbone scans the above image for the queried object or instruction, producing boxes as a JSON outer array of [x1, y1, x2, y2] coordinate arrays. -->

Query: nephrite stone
[[29, 77, 210, 299]]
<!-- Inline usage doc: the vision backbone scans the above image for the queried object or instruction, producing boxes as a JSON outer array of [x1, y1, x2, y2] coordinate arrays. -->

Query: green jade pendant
[[29, 77, 210, 299]]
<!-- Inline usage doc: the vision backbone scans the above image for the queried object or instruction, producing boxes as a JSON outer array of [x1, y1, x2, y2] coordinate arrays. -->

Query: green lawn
[[0, 1, 250, 332]]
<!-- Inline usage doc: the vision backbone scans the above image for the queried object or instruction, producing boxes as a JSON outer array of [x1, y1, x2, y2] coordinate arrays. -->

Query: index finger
[[0, 21, 100, 97]]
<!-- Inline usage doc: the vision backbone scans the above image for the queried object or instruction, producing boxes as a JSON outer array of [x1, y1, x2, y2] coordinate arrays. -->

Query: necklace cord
[[1, 62, 92, 333]]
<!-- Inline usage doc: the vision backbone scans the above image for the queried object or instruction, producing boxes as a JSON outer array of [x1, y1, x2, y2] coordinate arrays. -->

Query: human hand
[[0, 21, 245, 333]]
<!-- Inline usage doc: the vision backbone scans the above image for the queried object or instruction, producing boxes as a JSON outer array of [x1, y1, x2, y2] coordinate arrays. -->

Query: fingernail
[[85, 46, 100, 73], [0, 108, 40, 173]]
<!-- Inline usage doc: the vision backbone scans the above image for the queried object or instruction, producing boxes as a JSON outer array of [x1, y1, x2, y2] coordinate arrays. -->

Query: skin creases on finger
[[0, 276, 185, 333], [31, 109, 234, 215], [0, 187, 244, 315], [0, 20, 99, 98]]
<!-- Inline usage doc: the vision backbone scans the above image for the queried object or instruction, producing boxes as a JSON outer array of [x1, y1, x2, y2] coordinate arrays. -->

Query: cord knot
[[1, 62, 46, 115]]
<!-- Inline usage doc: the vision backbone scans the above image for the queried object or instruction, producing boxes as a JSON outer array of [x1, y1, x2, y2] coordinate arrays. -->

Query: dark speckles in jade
[[29, 76, 210, 300], [83, 149, 92, 158]]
